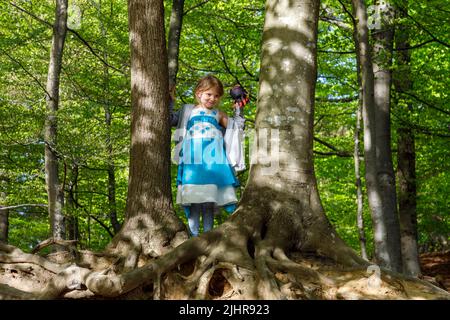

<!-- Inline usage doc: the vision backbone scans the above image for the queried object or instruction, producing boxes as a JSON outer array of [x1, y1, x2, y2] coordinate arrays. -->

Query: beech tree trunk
[[97, 0, 121, 234], [167, 0, 185, 88], [354, 101, 367, 259], [351, 0, 383, 263], [66, 163, 79, 242], [45, 0, 68, 250], [394, 1, 420, 276], [371, 0, 403, 272], [351, 0, 402, 272], [105, 0, 188, 268], [237, 0, 364, 269], [352, 18, 368, 260], [0, 173, 8, 243], [0, 208, 7, 244]]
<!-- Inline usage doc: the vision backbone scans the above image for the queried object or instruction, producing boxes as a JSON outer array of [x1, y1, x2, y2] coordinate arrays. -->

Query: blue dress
[[176, 107, 239, 215]]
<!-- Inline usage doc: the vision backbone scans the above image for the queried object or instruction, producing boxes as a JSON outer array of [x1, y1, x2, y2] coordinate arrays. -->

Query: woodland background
[[0, 0, 448, 282]]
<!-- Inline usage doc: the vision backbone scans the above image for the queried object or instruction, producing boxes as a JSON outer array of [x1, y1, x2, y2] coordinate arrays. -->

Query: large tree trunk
[[45, 0, 68, 250], [371, 0, 403, 273], [394, 1, 420, 276], [105, 0, 188, 269], [167, 0, 185, 88], [238, 0, 364, 269]]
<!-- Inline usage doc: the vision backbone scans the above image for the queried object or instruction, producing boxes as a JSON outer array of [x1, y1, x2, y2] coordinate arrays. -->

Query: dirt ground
[[420, 250, 450, 292]]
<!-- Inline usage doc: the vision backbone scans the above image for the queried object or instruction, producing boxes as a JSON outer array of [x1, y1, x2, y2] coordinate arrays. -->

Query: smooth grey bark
[[0, 205, 7, 244], [45, 0, 68, 250], [371, 0, 403, 272], [0, 209, 9, 244], [0, 174, 8, 243], [352, 0, 402, 271], [66, 163, 79, 242], [106, 0, 187, 266], [351, 16, 368, 260], [394, 1, 420, 276], [351, 0, 382, 261], [354, 102, 367, 259], [240, 0, 365, 267], [167, 0, 185, 88]]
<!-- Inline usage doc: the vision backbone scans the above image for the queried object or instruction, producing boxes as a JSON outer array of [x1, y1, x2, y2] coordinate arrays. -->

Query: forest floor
[[419, 250, 450, 292], [0, 250, 449, 299]]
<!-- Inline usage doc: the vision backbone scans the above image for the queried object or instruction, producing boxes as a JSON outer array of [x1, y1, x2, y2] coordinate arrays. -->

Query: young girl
[[170, 75, 244, 237]]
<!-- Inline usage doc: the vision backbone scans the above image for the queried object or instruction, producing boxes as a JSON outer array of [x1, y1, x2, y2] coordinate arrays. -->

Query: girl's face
[[196, 87, 221, 109]]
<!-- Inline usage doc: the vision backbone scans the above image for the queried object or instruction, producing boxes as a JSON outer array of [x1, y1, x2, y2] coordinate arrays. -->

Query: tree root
[[2, 221, 450, 300], [0, 243, 64, 274]]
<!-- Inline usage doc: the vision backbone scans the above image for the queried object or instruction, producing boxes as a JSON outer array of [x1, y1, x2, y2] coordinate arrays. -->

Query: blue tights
[[187, 203, 214, 237]]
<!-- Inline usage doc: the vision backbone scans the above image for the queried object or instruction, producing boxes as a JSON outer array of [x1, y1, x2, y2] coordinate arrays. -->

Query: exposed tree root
[[1, 217, 449, 300]]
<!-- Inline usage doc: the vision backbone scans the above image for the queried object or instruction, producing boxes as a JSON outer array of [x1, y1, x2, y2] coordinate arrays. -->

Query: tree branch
[[397, 6, 450, 49], [31, 238, 78, 254], [313, 137, 352, 157], [69, 194, 114, 238], [398, 90, 450, 116], [67, 28, 125, 74], [0, 49, 51, 97], [210, 26, 243, 87], [183, 0, 211, 16], [240, 60, 257, 80], [316, 96, 358, 103], [0, 204, 48, 211], [9, 1, 52, 27], [313, 150, 352, 157], [317, 49, 355, 54], [394, 39, 437, 51], [392, 113, 450, 138], [9, 1, 124, 74], [337, 0, 356, 24], [319, 16, 352, 31]]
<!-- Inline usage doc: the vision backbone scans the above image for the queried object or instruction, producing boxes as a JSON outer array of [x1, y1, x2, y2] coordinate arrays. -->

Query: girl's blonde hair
[[194, 75, 224, 100]]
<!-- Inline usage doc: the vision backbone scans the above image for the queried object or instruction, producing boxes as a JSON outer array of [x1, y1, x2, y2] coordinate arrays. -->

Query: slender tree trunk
[[354, 102, 367, 259], [372, 0, 403, 272], [106, 154, 120, 234], [394, 1, 420, 276], [0, 173, 8, 243], [106, 0, 187, 268], [351, 0, 382, 262], [97, 0, 121, 234], [0, 207, 8, 244], [351, 18, 368, 260], [352, 0, 402, 271], [167, 0, 185, 88], [66, 163, 79, 242], [45, 0, 68, 250]]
